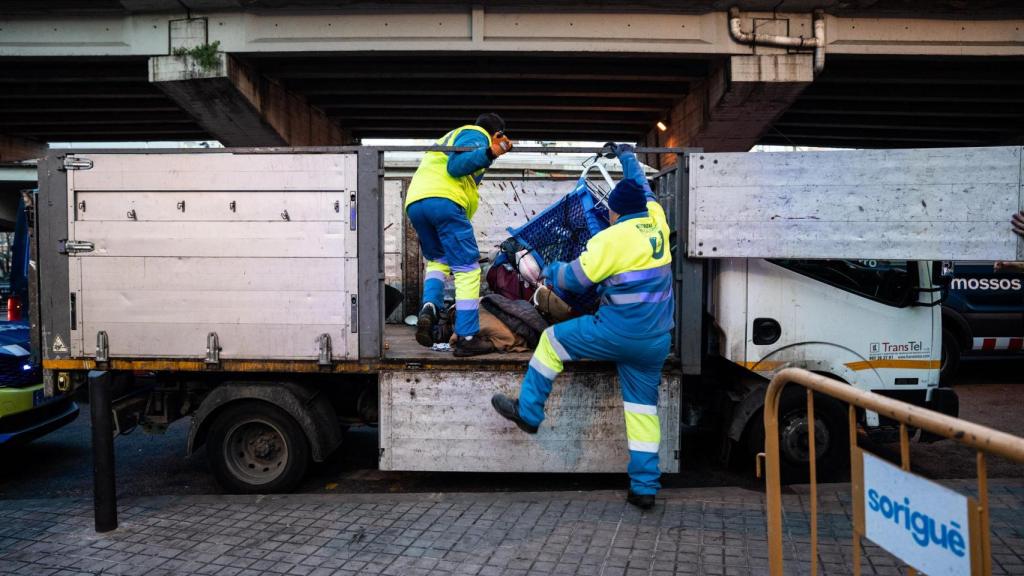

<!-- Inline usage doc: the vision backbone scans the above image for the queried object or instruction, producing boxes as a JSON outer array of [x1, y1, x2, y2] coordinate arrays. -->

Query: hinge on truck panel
[[350, 296, 358, 333], [317, 333, 332, 366], [96, 331, 109, 363], [349, 193, 356, 231], [61, 156, 93, 171], [206, 332, 221, 365]]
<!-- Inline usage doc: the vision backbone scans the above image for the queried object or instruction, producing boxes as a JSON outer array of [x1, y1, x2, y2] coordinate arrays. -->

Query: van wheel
[[746, 387, 848, 484], [207, 401, 309, 494], [939, 328, 961, 387]]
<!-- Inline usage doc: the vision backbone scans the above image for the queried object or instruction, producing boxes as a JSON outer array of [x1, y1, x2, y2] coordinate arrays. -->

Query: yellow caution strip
[[740, 359, 940, 372], [845, 359, 941, 371]]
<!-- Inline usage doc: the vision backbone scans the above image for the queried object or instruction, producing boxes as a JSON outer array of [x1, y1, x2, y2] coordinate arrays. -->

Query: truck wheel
[[939, 328, 961, 387], [207, 401, 310, 494], [747, 387, 848, 484]]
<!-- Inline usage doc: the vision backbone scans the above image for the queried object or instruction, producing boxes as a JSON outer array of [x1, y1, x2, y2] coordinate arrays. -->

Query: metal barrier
[[762, 368, 1024, 576]]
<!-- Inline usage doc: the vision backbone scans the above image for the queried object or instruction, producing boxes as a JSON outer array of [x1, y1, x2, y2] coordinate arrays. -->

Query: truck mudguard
[[187, 382, 342, 462]]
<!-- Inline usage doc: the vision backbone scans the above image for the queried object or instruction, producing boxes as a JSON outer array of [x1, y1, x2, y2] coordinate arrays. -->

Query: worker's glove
[[1012, 210, 1024, 238], [540, 263, 557, 287], [488, 131, 513, 159], [601, 141, 635, 158]]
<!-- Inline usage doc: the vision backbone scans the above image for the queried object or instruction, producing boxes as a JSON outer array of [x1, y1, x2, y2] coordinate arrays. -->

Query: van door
[[744, 259, 938, 389]]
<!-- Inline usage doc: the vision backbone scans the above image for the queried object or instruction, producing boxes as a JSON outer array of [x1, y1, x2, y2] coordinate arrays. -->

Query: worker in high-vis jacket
[[491, 143, 673, 510], [405, 113, 513, 357]]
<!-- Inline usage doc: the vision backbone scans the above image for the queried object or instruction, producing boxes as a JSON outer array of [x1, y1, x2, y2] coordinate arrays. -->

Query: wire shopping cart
[[495, 160, 616, 313]]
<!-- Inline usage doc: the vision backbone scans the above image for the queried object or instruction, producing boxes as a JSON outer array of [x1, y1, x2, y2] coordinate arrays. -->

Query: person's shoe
[[415, 303, 438, 347], [490, 394, 538, 434], [453, 335, 494, 357], [626, 490, 655, 510]]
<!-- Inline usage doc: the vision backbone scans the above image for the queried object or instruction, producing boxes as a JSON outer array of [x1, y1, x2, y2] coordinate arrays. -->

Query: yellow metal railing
[[762, 367, 1024, 576]]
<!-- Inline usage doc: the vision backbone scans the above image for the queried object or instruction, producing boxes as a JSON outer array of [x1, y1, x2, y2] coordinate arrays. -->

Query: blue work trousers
[[517, 314, 670, 495], [406, 197, 481, 336]]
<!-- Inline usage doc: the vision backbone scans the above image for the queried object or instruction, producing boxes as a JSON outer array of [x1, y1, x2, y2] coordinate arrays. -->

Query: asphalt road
[[1, 357, 1022, 499]]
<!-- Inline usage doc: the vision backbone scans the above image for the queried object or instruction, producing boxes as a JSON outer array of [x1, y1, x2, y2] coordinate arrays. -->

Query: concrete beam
[[642, 54, 813, 166], [149, 52, 348, 146], [2, 9, 1021, 57], [0, 135, 46, 162]]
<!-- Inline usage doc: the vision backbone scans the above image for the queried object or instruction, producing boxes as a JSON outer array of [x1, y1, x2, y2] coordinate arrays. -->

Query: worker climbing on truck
[[405, 113, 514, 356], [491, 142, 673, 510]]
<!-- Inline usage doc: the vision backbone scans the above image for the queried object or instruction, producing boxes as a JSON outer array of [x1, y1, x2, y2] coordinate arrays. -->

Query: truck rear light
[[7, 296, 22, 321]]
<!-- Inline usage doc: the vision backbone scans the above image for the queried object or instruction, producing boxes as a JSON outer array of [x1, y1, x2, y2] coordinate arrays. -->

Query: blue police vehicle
[[0, 195, 78, 446], [941, 261, 1024, 385]]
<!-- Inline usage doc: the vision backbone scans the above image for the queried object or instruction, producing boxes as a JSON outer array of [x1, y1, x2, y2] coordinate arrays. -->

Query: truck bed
[[383, 324, 533, 368]]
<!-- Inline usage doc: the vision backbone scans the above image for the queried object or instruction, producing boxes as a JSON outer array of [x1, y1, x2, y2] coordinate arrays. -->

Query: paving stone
[[1, 480, 1023, 575]]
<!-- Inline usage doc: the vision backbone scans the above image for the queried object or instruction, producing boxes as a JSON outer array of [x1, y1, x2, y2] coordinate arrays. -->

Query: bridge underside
[[0, 4, 1022, 158], [2, 53, 1021, 149]]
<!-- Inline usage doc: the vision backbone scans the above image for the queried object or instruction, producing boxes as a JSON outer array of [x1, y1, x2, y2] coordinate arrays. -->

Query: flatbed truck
[[34, 144, 1012, 494]]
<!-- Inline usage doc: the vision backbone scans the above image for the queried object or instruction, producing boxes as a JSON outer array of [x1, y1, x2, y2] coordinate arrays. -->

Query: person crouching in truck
[[491, 143, 673, 510], [405, 113, 513, 356]]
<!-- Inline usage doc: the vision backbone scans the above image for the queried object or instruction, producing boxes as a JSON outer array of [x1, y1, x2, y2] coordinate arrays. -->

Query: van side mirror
[[932, 261, 953, 286]]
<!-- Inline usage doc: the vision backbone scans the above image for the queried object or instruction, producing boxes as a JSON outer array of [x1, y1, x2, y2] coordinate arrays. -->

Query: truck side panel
[[37, 155, 73, 394], [56, 153, 360, 362], [689, 146, 1024, 261], [379, 370, 681, 473]]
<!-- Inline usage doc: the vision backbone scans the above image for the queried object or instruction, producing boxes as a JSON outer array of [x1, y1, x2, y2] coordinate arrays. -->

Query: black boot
[[626, 490, 655, 510], [490, 394, 538, 434], [453, 335, 494, 357], [415, 303, 438, 347]]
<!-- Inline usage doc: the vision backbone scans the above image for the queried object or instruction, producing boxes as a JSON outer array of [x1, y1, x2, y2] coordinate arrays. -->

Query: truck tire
[[939, 328, 961, 387], [747, 387, 848, 484], [206, 401, 310, 494]]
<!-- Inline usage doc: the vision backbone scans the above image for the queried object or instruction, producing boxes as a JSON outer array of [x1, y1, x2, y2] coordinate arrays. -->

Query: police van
[[941, 261, 1024, 384]]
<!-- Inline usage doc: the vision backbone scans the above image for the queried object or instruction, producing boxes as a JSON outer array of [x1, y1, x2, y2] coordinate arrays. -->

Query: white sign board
[[862, 451, 972, 576]]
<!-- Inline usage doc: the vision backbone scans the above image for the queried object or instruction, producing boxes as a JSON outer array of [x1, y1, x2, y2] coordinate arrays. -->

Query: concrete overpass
[[1, 1, 1023, 166]]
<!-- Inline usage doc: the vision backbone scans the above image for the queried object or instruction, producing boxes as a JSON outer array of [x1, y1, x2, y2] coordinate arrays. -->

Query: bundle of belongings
[[427, 258, 575, 355]]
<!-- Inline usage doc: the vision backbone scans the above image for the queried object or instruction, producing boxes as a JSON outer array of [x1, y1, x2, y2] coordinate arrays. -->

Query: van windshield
[[770, 259, 917, 307]]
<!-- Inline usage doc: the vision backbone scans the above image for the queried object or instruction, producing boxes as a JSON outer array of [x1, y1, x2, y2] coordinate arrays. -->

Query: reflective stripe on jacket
[[546, 150, 674, 337]]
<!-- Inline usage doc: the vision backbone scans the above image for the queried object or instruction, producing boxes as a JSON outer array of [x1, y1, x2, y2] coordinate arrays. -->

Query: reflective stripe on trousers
[[516, 316, 668, 495]]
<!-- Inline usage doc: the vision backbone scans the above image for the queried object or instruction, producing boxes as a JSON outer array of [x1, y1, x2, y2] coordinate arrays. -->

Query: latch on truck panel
[[61, 156, 93, 171], [58, 239, 95, 255]]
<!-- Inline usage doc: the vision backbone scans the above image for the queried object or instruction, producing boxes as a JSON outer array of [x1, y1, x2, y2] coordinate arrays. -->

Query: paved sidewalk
[[1, 480, 1022, 576]]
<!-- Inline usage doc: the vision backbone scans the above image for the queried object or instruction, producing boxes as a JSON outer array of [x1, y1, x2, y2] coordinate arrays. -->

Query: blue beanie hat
[[607, 178, 647, 216]]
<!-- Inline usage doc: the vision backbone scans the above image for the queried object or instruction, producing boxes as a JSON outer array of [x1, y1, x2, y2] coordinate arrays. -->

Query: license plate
[[32, 389, 45, 407]]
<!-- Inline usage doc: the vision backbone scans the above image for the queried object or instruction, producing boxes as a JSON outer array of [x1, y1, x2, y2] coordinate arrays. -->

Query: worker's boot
[[415, 303, 438, 347], [626, 490, 655, 511], [490, 393, 538, 434], [453, 335, 494, 357]]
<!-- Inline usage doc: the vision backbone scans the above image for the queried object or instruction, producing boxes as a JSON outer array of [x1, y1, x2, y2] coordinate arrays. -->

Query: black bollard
[[89, 370, 117, 532]]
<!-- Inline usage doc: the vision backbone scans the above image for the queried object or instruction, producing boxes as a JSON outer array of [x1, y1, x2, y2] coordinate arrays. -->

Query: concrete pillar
[[148, 18, 349, 147], [0, 135, 47, 162], [150, 54, 349, 147], [644, 54, 813, 167]]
